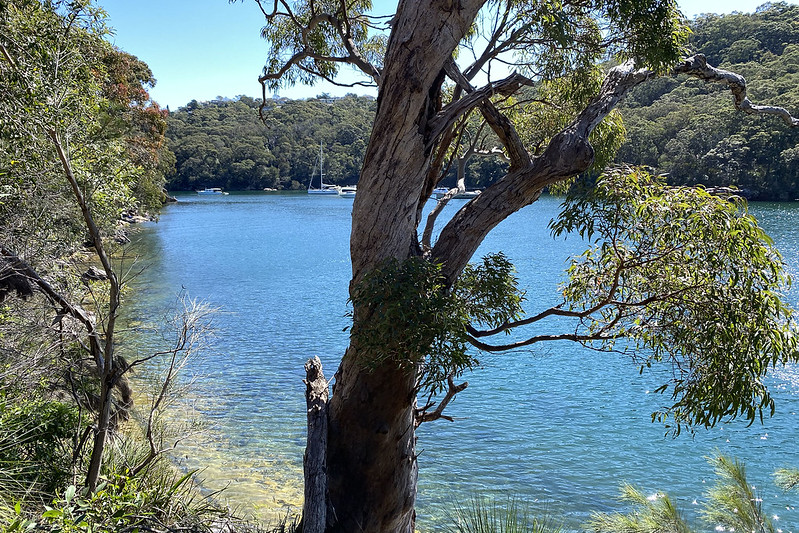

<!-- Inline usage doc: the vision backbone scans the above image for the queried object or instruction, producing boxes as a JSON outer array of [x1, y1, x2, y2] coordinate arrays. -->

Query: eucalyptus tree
[[0, 0, 169, 491], [255, 1, 799, 531]]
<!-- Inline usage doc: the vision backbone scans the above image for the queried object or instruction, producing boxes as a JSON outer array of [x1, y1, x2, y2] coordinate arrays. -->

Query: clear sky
[[99, 0, 796, 110]]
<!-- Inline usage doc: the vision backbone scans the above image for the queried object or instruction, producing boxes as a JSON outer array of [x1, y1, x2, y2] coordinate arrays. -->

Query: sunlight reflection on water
[[124, 193, 799, 530]]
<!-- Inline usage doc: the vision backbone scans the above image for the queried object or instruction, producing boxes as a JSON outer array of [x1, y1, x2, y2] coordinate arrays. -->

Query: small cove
[[123, 192, 799, 530]]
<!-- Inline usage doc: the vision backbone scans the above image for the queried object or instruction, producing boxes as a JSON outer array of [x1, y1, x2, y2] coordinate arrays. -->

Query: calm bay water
[[125, 192, 799, 531]]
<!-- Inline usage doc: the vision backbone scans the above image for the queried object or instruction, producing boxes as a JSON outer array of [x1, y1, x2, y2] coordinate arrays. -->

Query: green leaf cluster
[[447, 495, 562, 533], [36, 469, 197, 532], [0, 396, 82, 497], [588, 483, 691, 533], [0, 0, 171, 257], [259, 0, 381, 91], [350, 253, 523, 394], [553, 166, 798, 433], [700, 456, 774, 533], [589, 455, 780, 533]]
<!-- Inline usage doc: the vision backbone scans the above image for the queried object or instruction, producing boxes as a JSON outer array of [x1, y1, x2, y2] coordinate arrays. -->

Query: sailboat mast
[[319, 141, 324, 187]]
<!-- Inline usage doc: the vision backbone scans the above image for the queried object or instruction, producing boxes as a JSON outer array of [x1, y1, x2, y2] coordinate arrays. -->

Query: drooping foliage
[[350, 253, 523, 394], [258, 0, 385, 90], [551, 167, 798, 432]]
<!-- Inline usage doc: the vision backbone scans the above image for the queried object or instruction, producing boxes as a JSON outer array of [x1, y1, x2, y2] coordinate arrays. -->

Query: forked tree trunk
[[317, 2, 485, 532], [298, 3, 799, 530]]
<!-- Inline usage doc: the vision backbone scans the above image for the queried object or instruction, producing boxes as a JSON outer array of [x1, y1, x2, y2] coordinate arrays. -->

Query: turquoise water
[[125, 192, 799, 530]]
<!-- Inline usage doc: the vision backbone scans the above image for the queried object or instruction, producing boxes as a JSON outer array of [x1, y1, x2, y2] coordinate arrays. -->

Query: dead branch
[[0, 244, 103, 369], [49, 128, 122, 492], [126, 297, 214, 480], [675, 54, 799, 127], [414, 375, 468, 427], [303, 356, 329, 533]]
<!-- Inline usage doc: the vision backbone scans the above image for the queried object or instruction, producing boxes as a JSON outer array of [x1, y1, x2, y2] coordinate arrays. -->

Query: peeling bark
[[674, 54, 799, 127]]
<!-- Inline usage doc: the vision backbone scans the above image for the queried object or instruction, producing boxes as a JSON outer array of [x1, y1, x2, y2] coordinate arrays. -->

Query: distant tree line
[[165, 94, 376, 191], [164, 93, 512, 192], [164, 4, 798, 199], [617, 2, 799, 200]]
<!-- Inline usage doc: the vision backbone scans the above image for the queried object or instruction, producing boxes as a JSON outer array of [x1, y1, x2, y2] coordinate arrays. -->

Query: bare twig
[[415, 374, 468, 427]]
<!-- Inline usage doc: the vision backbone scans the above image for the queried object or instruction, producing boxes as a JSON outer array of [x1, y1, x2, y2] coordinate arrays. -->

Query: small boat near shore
[[433, 187, 481, 200], [197, 187, 229, 195], [338, 185, 357, 198]]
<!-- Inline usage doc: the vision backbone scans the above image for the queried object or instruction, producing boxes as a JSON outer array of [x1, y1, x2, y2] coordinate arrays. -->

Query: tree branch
[[49, 129, 120, 361], [674, 54, 799, 127], [444, 60, 532, 169], [257, 1, 381, 115], [336, 0, 382, 85], [432, 63, 534, 163], [0, 244, 103, 370], [430, 60, 655, 281], [466, 330, 619, 352], [414, 374, 468, 427]]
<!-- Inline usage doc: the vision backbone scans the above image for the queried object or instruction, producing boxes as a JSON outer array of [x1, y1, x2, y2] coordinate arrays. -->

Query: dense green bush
[[0, 396, 82, 498], [165, 95, 376, 191]]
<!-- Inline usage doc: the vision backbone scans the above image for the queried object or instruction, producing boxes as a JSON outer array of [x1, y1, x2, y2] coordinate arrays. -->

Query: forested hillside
[[165, 93, 512, 192], [165, 95, 376, 191], [164, 4, 799, 197], [617, 2, 799, 200]]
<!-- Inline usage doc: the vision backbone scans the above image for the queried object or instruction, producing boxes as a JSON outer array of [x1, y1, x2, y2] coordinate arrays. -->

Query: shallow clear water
[[124, 192, 799, 530]]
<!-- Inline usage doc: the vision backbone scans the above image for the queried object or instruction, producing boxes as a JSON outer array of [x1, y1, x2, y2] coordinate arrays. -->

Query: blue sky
[[100, 0, 795, 110]]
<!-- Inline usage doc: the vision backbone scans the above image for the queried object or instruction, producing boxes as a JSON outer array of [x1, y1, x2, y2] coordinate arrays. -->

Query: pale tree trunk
[[50, 129, 121, 492], [320, 2, 486, 531], [293, 2, 799, 528]]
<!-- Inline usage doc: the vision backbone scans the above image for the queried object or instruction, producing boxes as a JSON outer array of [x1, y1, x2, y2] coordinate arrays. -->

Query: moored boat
[[197, 187, 229, 195], [308, 142, 339, 195], [433, 187, 481, 200], [338, 185, 357, 198]]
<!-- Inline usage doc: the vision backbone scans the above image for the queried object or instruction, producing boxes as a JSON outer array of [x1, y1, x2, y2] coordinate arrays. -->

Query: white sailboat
[[308, 142, 339, 195]]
